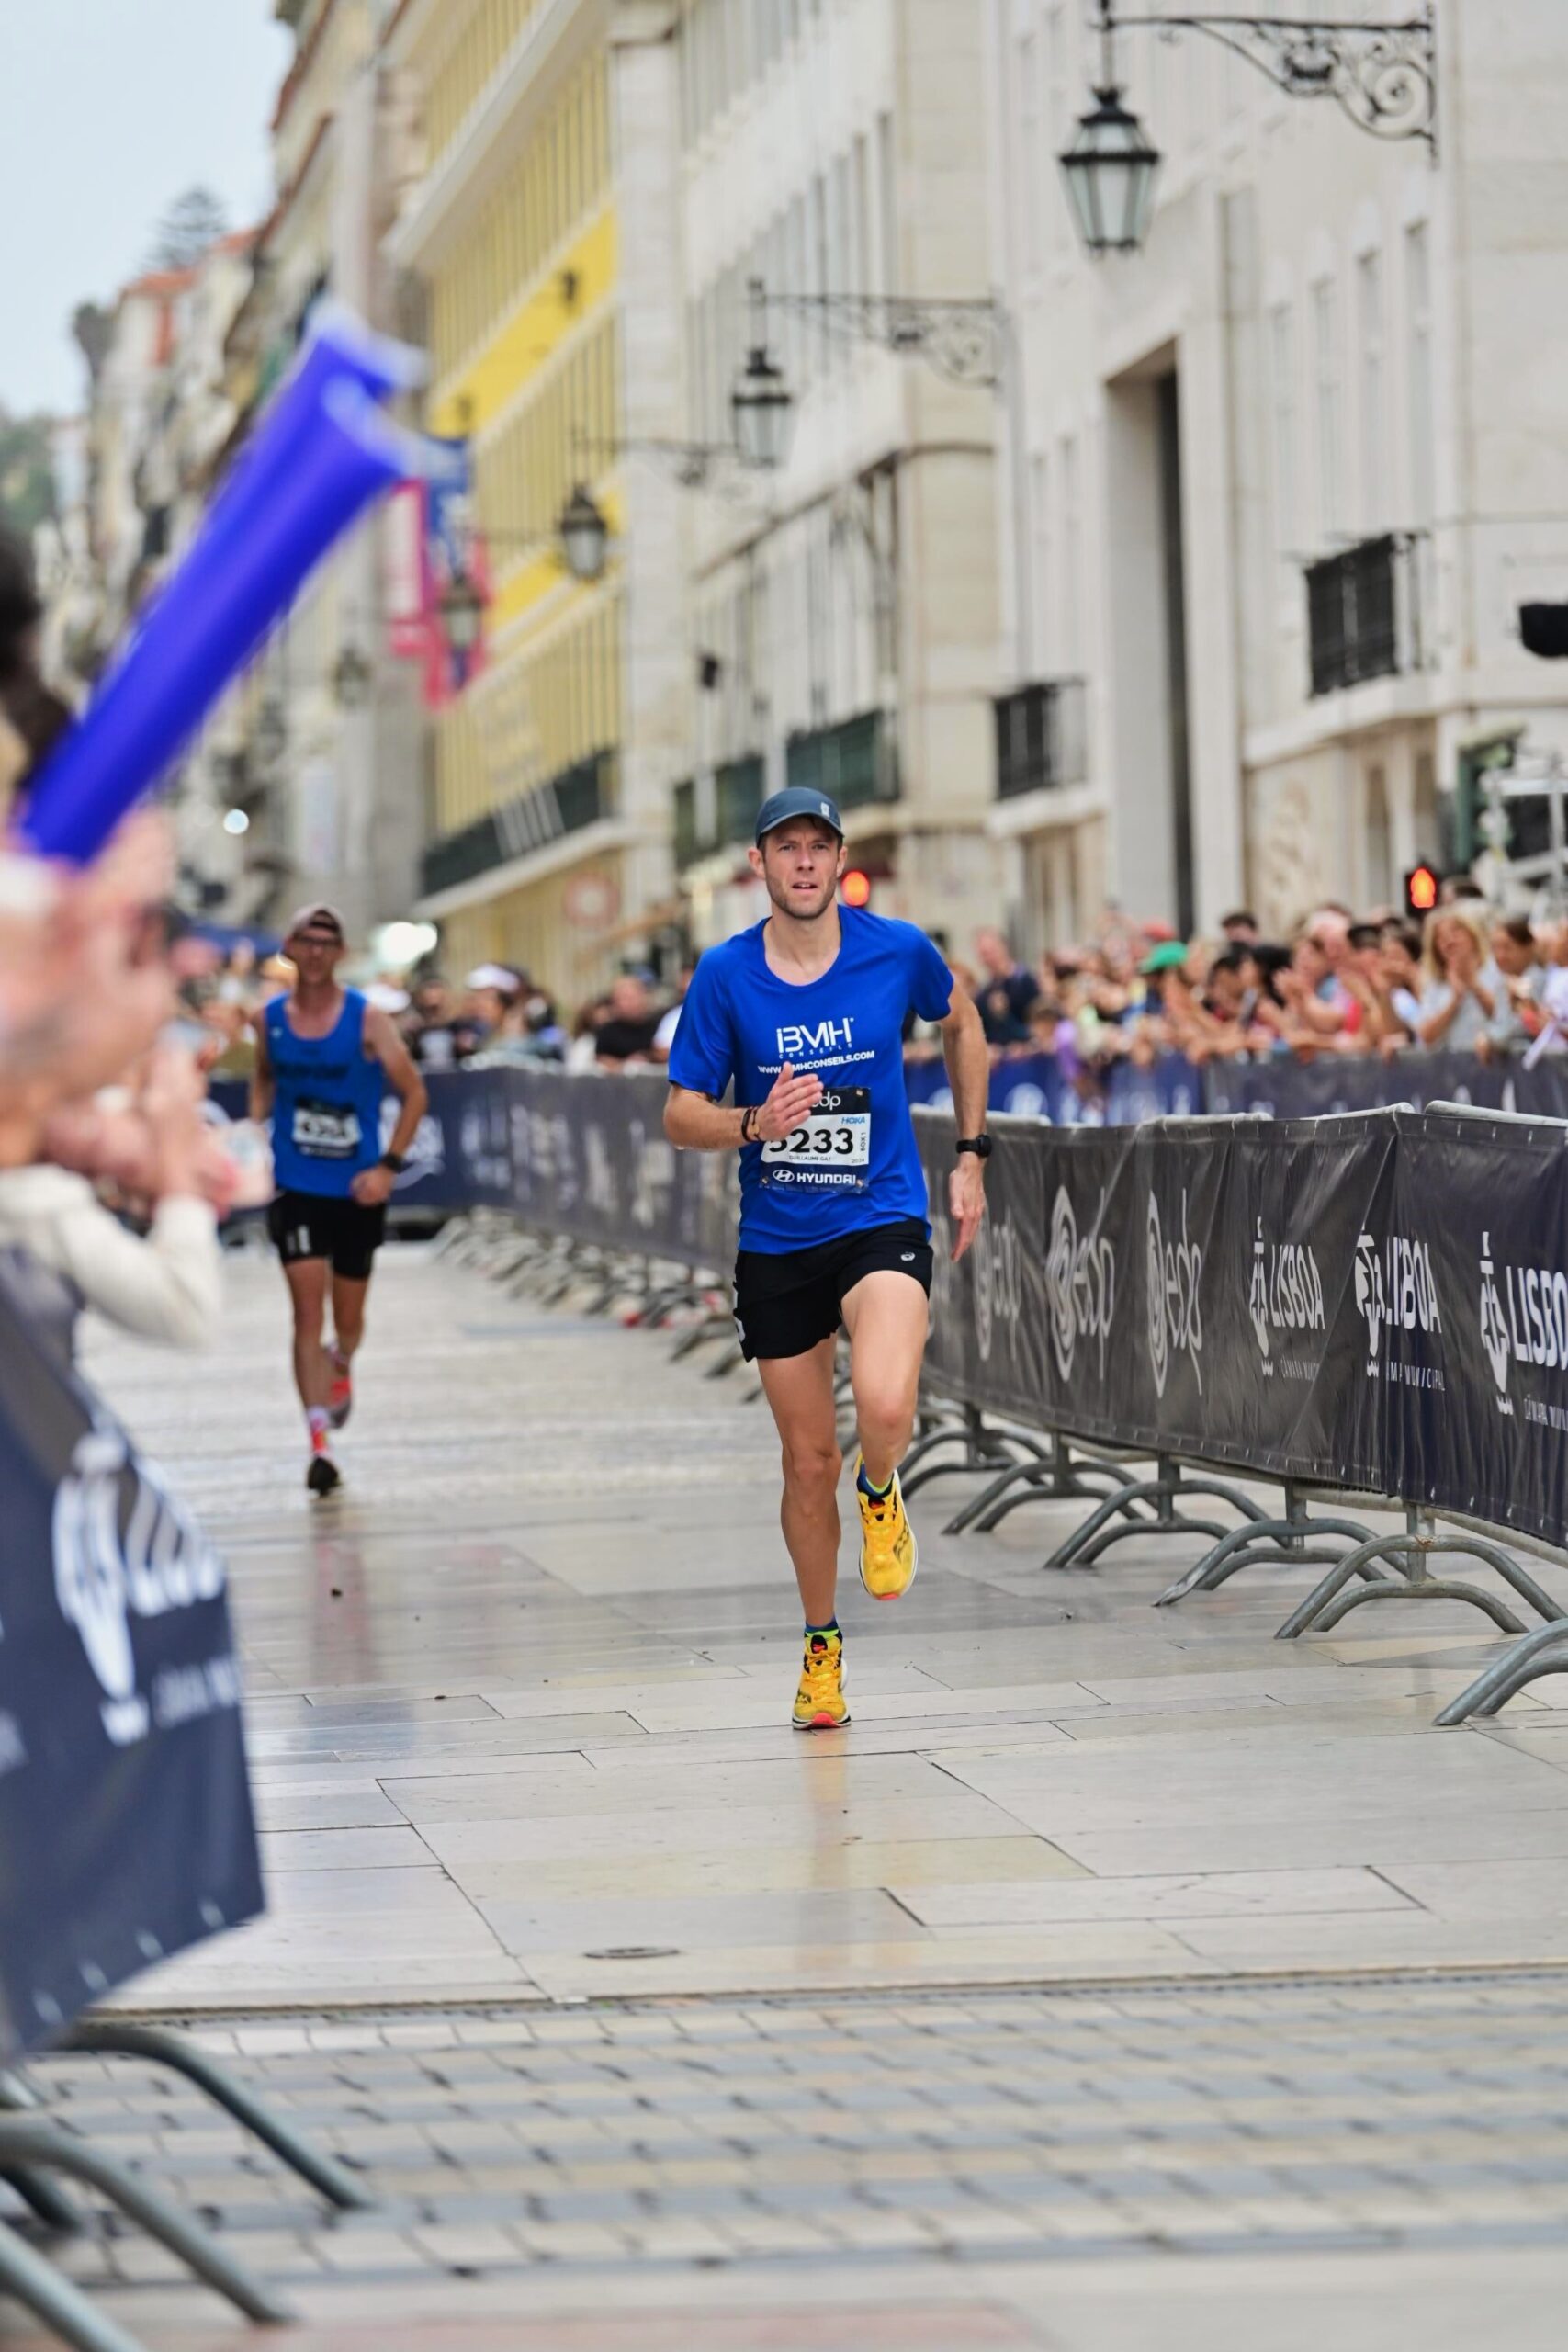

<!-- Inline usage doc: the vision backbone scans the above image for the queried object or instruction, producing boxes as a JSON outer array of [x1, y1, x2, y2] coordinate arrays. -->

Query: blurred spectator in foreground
[[973, 928, 1036, 1046], [0, 1044, 222, 1363]]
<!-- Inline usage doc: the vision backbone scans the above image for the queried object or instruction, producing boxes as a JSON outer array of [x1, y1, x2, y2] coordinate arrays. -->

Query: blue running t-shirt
[[669, 906, 953, 1252]]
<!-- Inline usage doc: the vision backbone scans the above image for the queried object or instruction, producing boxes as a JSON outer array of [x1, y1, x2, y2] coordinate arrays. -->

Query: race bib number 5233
[[761, 1086, 871, 1184]]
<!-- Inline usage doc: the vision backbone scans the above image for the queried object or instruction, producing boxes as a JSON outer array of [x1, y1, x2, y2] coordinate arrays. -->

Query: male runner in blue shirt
[[252, 903, 428, 1497], [666, 788, 990, 1728]]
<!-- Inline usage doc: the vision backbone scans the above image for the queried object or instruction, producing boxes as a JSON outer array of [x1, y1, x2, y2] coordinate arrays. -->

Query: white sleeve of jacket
[[56, 1193, 223, 1349]]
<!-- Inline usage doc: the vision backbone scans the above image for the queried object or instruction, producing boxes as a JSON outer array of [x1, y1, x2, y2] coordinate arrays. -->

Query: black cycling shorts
[[733, 1216, 933, 1363], [267, 1190, 386, 1282]]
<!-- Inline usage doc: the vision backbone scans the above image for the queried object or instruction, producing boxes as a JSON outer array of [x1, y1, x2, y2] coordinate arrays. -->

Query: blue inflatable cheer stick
[[21, 387, 460, 866]]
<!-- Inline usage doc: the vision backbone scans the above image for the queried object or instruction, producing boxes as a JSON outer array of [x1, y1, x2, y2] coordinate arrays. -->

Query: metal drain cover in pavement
[[583, 1945, 682, 1961]]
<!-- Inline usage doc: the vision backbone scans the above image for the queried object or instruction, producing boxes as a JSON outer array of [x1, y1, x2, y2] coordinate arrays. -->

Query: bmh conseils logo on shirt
[[774, 1016, 854, 1059], [1046, 1185, 1115, 1382], [1147, 1189, 1201, 1396], [1248, 1218, 1325, 1371]]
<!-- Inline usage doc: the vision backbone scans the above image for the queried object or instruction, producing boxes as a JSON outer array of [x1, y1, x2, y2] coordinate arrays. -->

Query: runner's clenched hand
[[753, 1061, 823, 1144], [948, 1153, 987, 1263]]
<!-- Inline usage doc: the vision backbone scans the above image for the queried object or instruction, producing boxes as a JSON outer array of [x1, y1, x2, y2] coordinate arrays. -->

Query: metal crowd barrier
[[422, 1074, 1568, 1724]]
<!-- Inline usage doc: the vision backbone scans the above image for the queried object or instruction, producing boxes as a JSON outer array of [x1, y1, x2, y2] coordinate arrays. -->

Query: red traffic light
[[840, 868, 873, 909], [1404, 863, 1440, 916]]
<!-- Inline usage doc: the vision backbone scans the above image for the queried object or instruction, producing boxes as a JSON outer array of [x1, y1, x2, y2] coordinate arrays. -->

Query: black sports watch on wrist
[[954, 1134, 993, 1160], [380, 1150, 408, 1173]]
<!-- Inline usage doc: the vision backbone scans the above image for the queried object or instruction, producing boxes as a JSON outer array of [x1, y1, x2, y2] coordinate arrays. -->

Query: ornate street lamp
[[253, 697, 287, 769], [332, 639, 375, 709], [439, 569, 486, 652], [1059, 85, 1162, 256], [557, 484, 610, 584], [1064, 3, 1438, 256], [731, 285, 795, 472]]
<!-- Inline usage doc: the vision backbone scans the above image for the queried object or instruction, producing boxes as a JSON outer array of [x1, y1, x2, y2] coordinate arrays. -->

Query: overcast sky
[[0, 1, 291, 417]]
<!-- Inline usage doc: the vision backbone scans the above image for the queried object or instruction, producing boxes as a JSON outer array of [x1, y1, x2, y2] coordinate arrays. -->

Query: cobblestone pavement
[[10, 1974, 1568, 2346]]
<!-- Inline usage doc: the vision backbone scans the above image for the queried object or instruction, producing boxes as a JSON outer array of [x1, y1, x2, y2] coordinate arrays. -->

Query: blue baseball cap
[[755, 786, 844, 844]]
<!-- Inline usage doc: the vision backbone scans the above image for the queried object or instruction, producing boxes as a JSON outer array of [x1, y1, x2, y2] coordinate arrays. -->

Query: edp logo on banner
[[1045, 1185, 1115, 1383], [1146, 1187, 1203, 1400]]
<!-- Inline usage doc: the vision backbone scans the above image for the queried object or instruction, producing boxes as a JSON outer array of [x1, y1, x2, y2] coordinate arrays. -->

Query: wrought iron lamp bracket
[[1109, 7, 1437, 151], [757, 293, 1003, 390]]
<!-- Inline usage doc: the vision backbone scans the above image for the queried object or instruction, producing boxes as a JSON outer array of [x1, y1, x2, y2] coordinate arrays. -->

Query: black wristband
[[380, 1150, 408, 1173], [739, 1107, 757, 1145]]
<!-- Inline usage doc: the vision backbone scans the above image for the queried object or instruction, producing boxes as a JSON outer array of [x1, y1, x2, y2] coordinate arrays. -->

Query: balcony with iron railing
[[1305, 531, 1432, 698], [673, 754, 765, 872], [420, 747, 615, 899], [993, 679, 1089, 801], [785, 709, 897, 812]]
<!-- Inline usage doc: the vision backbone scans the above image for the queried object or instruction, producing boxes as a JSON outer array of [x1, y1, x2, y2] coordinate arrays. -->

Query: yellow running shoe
[[792, 1627, 850, 1730], [855, 1456, 919, 1602]]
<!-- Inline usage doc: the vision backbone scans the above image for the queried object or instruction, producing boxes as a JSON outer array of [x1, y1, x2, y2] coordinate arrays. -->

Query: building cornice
[[387, 0, 601, 271], [987, 780, 1108, 841], [383, 0, 482, 79], [273, 0, 343, 133]]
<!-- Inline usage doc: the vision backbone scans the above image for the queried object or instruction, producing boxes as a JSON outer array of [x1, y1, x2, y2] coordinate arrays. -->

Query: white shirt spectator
[[0, 1166, 220, 1348]]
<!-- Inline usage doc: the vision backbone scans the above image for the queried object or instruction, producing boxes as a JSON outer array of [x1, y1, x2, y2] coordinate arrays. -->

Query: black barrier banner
[[1384, 1110, 1568, 1551], [0, 1257, 262, 2060], [501, 1070, 738, 1264], [1205, 1052, 1568, 1124], [1218, 1117, 1393, 1488], [919, 1113, 1051, 1423], [1037, 1130, 1134, 1445]]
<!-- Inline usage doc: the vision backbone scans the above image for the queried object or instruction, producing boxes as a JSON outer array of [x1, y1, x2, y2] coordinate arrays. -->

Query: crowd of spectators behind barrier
[[907, 899, 1568, 1106], [272, 891, 1568, 1111], [140, 885, 1568, 1117], [8, 496, 1568, 1362]]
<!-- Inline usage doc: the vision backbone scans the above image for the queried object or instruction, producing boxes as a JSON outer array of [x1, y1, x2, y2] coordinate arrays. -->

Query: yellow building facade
[[388, 0, 687, 1002]]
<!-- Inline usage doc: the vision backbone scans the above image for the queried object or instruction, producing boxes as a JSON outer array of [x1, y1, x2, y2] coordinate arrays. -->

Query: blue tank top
[[265, 989, 384, 1199]]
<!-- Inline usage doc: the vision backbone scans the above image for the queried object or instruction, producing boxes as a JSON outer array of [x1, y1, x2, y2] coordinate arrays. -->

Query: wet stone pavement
[[18, 1237, 1568, 2345]]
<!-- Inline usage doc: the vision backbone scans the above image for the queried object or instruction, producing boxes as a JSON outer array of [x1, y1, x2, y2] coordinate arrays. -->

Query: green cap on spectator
[[1138, 940, 1189, 976]]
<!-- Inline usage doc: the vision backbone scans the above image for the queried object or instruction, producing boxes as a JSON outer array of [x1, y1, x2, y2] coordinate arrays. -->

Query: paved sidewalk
[[88, 1241, 1568, 2011]]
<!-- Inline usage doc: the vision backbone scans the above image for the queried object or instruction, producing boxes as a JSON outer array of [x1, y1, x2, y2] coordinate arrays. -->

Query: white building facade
[[987, 0, 1568, 945], [673, 0, 1004, 954]]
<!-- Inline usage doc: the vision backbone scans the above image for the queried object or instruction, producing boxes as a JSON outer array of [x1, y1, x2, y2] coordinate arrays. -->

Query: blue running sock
[[805, 1619, 840, 1638], [857, 1461, 894, 1501]]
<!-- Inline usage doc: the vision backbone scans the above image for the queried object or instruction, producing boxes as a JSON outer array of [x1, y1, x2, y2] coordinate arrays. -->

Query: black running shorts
[[267, 1189, 386, 1281], [733, 1216, 933, 1363]]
